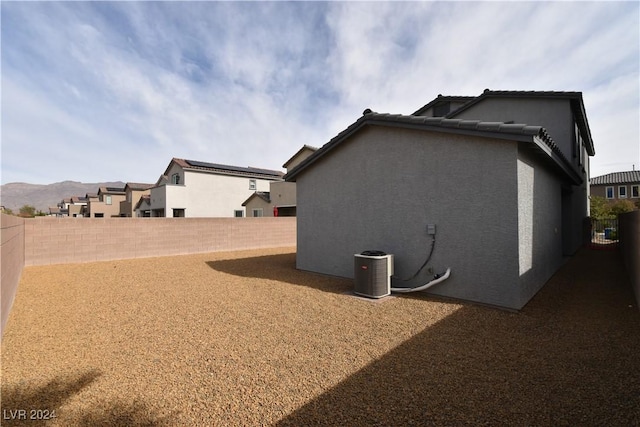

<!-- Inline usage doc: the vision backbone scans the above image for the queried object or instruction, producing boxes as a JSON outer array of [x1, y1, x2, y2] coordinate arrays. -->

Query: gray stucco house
[[285, 90, 595, 310]]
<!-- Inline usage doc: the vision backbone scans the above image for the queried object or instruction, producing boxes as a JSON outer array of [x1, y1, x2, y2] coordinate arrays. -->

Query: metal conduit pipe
[[390, 268, 451, 293]]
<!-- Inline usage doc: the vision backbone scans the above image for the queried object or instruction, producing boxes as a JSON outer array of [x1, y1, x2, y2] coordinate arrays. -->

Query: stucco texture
[[295, 125, 577, 310]]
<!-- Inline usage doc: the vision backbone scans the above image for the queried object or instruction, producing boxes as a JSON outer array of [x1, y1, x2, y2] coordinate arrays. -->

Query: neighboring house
[[87, 187, 126, 218], [242, 145, 317, 217], [56, 198, 71, 216], [120, 183, 154, 217], [81, 193, 98, 217], [48, 206, 62, 217], [149, 158, 284, 218], [285, 90, 595, 310], [590, 170, 640, 203], [134, 195, 152, 217], [68, 196, 87, 217]]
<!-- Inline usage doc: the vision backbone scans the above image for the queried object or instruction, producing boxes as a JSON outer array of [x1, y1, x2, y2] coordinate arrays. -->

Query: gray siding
[[296, 126, 525, 309]]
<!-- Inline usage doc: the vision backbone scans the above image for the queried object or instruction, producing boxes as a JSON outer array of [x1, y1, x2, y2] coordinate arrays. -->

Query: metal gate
[[590, 218, 619, 247]]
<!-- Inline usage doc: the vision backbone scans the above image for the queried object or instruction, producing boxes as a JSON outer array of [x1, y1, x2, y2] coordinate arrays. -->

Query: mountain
[[0, 181, 126, 213]]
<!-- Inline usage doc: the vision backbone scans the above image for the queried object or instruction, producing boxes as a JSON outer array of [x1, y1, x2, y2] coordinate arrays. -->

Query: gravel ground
[[1, 247, 639, 426]]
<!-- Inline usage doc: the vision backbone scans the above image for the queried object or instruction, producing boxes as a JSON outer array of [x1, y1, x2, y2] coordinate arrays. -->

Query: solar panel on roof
[[185, 160, 281, 176]]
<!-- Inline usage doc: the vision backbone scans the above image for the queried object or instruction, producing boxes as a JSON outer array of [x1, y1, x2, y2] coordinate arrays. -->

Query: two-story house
[[149, 158, 284, 218], [67, 196, 87, 218], [590, 170, 640, 203], [242, 145, 317, 217], [285, 89, 595, 310], [86, 187, 126, 218], [119, 183, 154, 217]]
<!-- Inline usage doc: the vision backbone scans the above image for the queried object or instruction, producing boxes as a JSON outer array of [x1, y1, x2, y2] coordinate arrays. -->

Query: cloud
[[1, 1, 638, 184]]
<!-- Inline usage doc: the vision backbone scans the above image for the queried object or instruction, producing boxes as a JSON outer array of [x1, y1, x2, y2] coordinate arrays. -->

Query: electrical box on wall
[[427, 224, 436, 235]]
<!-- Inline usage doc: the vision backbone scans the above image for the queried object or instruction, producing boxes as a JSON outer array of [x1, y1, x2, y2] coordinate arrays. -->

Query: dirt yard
[[1, 247, 639, 426]]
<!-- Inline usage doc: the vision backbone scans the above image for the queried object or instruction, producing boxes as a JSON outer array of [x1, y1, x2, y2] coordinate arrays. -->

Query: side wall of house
[[153, 162, 280, 218], [270, 181, 297, 207], [24, 217, 296, 266], [453, 98, 589, 254], [1, 214, 25, 338], [296, 126, 525, 309], [91, 195, 126, 217], [245, 198, 272, 217], [517, 145, 564, 307], [181, 171, 274, 217], [452, 98, 574, 158]]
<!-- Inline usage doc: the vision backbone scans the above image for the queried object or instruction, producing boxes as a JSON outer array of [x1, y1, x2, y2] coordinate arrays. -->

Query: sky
[[1, 1, 639, 185]]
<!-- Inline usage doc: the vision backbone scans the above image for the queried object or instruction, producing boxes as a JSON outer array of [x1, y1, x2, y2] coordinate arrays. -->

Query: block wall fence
[[2, 216, 296, 338], [1, 214, 25, 338], [24, 216, 296, 265], [619, 210, 640, 308]]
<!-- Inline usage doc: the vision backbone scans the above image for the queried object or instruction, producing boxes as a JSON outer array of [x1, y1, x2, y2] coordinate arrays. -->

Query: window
[[172, 208, 185, 217], [234, 210, 244, 217], [606, 187, 614, 199], [249, 179, 256, 190], [252, 208, 263, 217], [619, 186, 627, 199], [171, 173, 181, 185], [105, 195, 112, 205], [94, 213, 104, 218], [632, 185, 639, 198]]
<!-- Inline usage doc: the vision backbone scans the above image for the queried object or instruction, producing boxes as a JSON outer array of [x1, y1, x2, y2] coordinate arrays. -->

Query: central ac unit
[[354, 251, 394, 298]]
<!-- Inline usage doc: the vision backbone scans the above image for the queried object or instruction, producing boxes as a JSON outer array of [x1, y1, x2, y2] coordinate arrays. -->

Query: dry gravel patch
[[1, 247, 639, 426]]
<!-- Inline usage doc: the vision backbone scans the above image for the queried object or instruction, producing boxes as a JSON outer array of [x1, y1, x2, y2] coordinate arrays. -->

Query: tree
[[19, 205, 37, 218], [589, 196, 613, 220], [610, 199, 636, 216]]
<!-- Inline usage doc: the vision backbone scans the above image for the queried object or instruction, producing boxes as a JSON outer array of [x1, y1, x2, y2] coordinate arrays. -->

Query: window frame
[[631, 185, 639, 198], [171, 173, 181, 185], [105, 195, 112, 205], [606, 186, 614, 199], [249, 179, 257, 190], [252, 208, 263, 217], [619, 186, 627, 199], [234, 210, 244, 218]]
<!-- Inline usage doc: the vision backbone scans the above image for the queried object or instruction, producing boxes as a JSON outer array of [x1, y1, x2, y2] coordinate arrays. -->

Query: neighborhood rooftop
[[171, 158, 284, 178], [591, 170, 640, 185]]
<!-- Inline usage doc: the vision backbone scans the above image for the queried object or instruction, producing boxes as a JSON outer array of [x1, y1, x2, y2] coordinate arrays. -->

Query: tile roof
[[590, 171, 640, 185], [98, 186, 126, 195], [125, 182, 154, 191], [283, 145, 319, 168], [242, 191, 271, 206], [412, 95, 476, 116], [133, 194, 151, 210], [285, 111, 581, 185], [446, 89, 595, 156], [168, 158, 284, 179]]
